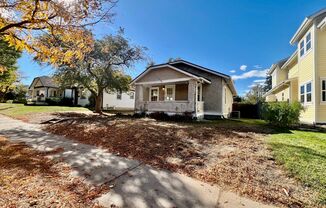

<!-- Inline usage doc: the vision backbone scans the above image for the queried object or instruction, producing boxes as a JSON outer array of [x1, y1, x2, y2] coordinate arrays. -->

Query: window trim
[[306, 82, 312, 103], [149, 87, 159, 102], [300, 85, 305, 103], [299, 31, 313, 58], [197, 83, 202, 102], [116, 89, 122, 100], [164, 85, 175, 101], [129, 92, 134, 100], [321, 78, 326, 104], [300, 80, 313, 105]]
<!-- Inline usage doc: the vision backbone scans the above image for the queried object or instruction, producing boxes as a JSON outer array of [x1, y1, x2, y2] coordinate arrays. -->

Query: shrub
[[261, 101, 304, 127], [59, 97, 73, 106], [45, 97, 73, 106], [45, 97, 61, 106], [148, 111, 194, 122]]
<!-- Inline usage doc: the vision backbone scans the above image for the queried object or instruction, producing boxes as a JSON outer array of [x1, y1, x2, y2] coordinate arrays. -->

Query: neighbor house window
[[300, 85, 305, 103], [282, 92, 285, 101], [299, 32, 312, 57], [321, 79, 326, 102], [300, 41, 305, 57], [130, 92, 134, 99], [117, 90, 122, 100], [306, 33, 311, 51], [150, 87, 159, 101], [165, 85, 175, 101], [300, 82, 312, 104], [306, 82, 312, 102]]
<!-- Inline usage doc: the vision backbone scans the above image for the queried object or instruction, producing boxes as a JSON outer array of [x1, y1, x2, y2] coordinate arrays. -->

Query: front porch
[[30, 87, 61, 102], [135, 79, 206, 118]]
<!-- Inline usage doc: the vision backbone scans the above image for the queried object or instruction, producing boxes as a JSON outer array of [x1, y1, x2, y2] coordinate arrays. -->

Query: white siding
[[103, 91, 135, 110]]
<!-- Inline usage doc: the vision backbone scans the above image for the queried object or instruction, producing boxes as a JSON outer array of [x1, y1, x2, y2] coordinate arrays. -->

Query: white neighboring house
[[102, 90, 135, 110]]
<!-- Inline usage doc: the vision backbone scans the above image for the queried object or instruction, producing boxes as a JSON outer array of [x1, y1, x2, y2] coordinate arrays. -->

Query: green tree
[[263, 75, 272, 92], [0, 39, 21, 102], [54, 32, 145, 113], [244, 84, 265, 104]]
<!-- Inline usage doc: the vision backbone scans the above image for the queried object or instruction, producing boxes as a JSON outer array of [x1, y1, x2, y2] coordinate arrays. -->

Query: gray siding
[[172, 63, 223, 114]]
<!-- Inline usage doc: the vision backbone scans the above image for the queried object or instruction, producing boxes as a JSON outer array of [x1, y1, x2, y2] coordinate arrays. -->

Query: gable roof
[[29, 76, 58, 89], [290, 8, 326, 44], [267, 57, 289, 75], [169, 60, 231, 79], [131, 59, 237, 95], [132, 59, 230, 84]]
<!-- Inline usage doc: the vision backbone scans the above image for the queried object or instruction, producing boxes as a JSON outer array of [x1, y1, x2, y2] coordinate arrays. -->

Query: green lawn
[[267, 130, 326, 205], [0, 103, 89, 117]]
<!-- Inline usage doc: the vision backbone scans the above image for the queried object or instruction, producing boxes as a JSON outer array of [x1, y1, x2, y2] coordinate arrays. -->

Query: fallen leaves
[[44, 114, 319, 208], [0, 136, 107, 208]]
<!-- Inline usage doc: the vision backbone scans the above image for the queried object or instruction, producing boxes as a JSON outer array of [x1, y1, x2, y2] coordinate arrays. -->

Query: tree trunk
[[94, 91, 103, 114]]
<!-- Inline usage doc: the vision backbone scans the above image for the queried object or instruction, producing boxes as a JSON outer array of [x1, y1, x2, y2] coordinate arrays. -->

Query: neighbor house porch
[[135, 79, 207, 118], [30, 87, 61, 102]]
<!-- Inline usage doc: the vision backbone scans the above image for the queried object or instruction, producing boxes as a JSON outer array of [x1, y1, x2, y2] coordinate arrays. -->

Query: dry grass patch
[[45, 114, 319, 207], [0, 136, 108, 207]]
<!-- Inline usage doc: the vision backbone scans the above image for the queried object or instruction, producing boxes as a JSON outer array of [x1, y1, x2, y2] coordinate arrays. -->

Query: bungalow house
[[29, 76, 135, 109], [131, 60, 237, 119], [28, 76, 90, 106], [264, 8, 326, 124]]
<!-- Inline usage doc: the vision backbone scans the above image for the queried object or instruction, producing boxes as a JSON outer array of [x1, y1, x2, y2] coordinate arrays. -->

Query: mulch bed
[[0, 136, 108, 208], [44, 114, 319, 208]]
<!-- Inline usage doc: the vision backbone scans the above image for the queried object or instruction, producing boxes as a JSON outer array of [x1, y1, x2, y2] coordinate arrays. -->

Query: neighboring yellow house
[[265, 8, 326, 124]]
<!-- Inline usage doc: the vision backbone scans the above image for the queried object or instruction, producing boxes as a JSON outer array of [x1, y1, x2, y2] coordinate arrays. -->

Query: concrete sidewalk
[[0, 115, 276, 208]]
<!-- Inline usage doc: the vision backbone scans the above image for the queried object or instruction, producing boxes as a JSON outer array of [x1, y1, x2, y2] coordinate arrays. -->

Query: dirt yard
[[0, 136, 108, 208], [42, 113, 320, 208]]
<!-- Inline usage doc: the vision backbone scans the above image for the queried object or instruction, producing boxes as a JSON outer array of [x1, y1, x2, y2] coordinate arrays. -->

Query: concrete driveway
[[0, 115, 276, 208]]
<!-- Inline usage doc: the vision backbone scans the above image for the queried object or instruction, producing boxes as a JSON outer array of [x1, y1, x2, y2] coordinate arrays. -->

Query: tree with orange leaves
[[0, 0, 117, 71]]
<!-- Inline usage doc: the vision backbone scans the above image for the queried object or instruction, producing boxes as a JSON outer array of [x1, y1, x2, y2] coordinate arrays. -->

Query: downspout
[[313, 22, 317, 124]]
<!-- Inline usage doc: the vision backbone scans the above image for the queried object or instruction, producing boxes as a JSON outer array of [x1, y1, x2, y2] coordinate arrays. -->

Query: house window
[[117, 90, 122, 100], [306, 33, 311, 51], [282, 92, 284, 101], [36, 90, 40, 96], [300, 41, 305, 57], [80, 89, 86, 99], [300, 82, 312, 104], [299, 32, 312, 57], [130, 92, 134, 99], [306, 82, 312, 102], [300, 85, 305, 103], [165, 85, 175, 101], [224, 88, 227, 104], [322, 79, 326, 102], [197, 84, 202, 101], [53, 90, 57, 97], [150, 87, 159, 101]]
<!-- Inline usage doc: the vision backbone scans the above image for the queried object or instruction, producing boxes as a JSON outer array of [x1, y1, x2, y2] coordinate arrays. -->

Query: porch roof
[[263, 78, 297, 97]]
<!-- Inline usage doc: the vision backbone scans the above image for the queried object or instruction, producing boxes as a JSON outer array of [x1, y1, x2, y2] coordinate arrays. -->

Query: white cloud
[[253, 65, 262, 69], [248, 84, 256, 88], [240, 65, 247, 71], [231, 69, 268, 80], [253, 79, 266, 83], [248, 82, 266, 88], [229, 70, 236, 73]]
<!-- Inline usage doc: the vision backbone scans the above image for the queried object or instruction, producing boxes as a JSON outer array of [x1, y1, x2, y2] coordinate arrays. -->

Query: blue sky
[[19, 0, 326, 96]]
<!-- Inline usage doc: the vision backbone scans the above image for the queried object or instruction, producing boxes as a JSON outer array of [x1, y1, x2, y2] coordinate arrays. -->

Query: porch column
[[188, 79, 196, 113], [135, 85, 143, 111]]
